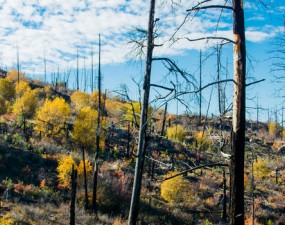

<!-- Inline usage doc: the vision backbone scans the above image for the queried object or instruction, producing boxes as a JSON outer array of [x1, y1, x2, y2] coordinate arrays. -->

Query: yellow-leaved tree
[[0, 78, 15, 101], [70, 91, 90, 112], [77, 159, 93, 183], [6, 69, 25, 82], [34, 97, 70, 138], [57, 155, 76, 188], [73, 106, 106, 148], [13, 90, 37, 118], [268, 122, 277, 137], [124, 102, 141, 126], [57, 155, 93, 188], [73, 106, 98, 147], [161, 171, 190, 204], [166, 125, 186, 142], [15, 81, 31, 98], [90, 90, 106, 110], [194, 131, 212, 151]]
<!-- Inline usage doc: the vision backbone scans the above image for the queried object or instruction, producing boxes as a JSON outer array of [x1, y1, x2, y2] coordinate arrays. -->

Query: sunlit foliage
[[70, 91, 90, 111], [161, 171, 190, 204], [73, 107, 98, 147], [13, 90, 37, 118], [34, 97, 70, 138], [166, 125, 186, 142], [0, 78, 15, 101], [57, 155, 76, 188], [15, 81, 31, 98]]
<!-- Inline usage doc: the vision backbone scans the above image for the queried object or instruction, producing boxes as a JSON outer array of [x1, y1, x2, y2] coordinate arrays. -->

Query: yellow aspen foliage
[[105, 99, 124, 117], [90, 90, 106, 109], [194, 131, 212, 151], [6, 69, 25, 82], [12, 90, 37, 118], [0, 78, 15, 101], [254, 159, 271, 179], [166, 125, 186, 142], [73, 107, 98, 147], [268, 122, 277, 137], [15, 81, 31, 98], [0, 213, 14, 225], [124, 102, 141, 125], [70, 91, 90, 111], [161, 171, 190, 203], [77, 160, 93, 183], [34, 97, 70, 138], [57, 155, 76, 188]]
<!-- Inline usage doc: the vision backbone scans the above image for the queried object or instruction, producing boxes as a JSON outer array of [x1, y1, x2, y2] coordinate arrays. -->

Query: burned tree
[[128, 0, 156, 224]]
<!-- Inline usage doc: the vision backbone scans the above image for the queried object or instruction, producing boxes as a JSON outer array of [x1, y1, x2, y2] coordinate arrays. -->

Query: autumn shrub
[[194, 131, 213, 152], [70, 91, 90, 112], [0, 78, 15, 101], [13, 89, 37, 118], [57, 155, 76, 188], [0, 213, 14, 225], [97, 168, 132, 214], [73, 107, 98, 147], [15, 81, 31, 98], [166, 125, 186, 142], [90, 90, 106, 110], [57, 154, 93, 189], [161, 171, 190, 204], [6, 69, 25, 82], [34, 97, 70, 139], [254, 158, 271, 179]]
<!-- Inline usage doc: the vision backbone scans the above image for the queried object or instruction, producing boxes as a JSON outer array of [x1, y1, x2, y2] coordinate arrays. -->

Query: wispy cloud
[[0, 0, 282, 75]]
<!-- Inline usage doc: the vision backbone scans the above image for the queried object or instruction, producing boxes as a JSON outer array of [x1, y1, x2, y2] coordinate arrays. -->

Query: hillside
[[0, 75, 285, 225]]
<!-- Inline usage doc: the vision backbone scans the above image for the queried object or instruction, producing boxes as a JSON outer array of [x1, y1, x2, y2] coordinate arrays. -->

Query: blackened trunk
[[161, 103, 167, 136], [70, 165, 77, 225], [82, 147, 89, 209], [128, 0, 156, 224], [230, 0, 246, 224], [92, 34, 102, 214]]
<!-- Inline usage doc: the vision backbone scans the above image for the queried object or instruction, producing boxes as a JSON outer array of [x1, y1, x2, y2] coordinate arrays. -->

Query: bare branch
[[186, 36, 236, 44], [187, 5, 233, 11], [161, 163, 229, 182], [246, 79, 265, 87]]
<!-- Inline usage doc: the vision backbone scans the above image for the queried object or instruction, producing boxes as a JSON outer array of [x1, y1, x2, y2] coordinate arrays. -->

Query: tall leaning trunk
[[92, 34, 101, 214], [230, 0, 246, 224], [128, 0, 156, 224]]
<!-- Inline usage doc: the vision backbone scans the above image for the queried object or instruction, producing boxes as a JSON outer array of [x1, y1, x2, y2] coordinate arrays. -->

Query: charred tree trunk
[[82, 147, 89, 209], [92, 34, 102, 214], [70, 165, 77, 225], [127, 123, 130, 159], [199, 49, 202, 124], [160, 103, 167, 136], [76, 46, 79, 91], [222, 168, 227, 222], [128, 0, 156, 224], [230, 0, 246, 224]]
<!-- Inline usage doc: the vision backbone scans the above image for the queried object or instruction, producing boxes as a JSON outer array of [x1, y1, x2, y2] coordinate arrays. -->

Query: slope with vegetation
[[0, 73, 285, 225]]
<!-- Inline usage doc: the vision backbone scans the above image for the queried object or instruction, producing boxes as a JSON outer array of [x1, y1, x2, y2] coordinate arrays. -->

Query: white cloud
[[0, 0, 282, 75]]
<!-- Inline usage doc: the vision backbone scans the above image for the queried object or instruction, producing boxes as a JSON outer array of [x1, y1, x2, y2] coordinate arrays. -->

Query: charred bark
[[230, 0, 246, 224], [128, 0, 156, 224]]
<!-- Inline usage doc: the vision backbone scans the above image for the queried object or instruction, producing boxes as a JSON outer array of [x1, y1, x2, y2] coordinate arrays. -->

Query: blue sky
[[0, 0, 284, 122]]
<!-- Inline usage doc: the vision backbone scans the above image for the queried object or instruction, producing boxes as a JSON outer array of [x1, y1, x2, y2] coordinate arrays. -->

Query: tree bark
[[82, 147, 89, 209], [230, 0, 246, 224], [92, 34, 102, 214], [128, 0, 156, 224], [160, 103, 167, 136], [70, 165, 77, 225]]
